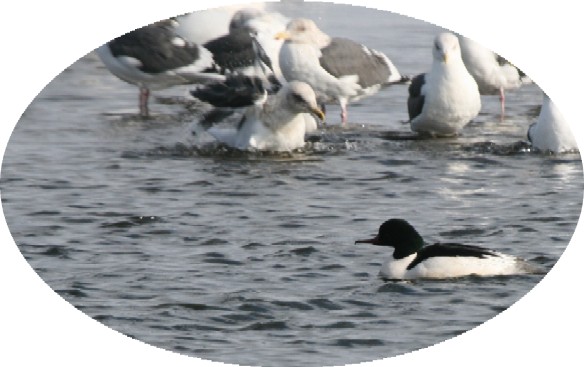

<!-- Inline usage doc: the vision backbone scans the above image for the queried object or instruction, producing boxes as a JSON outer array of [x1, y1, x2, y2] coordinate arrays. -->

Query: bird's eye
[[291, 93, 304, 103], [434, 42, 440, 50]]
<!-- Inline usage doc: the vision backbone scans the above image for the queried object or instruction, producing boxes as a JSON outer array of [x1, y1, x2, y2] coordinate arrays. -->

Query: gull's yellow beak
[[275, 31, 291, 40], [311, 107, 325, 121], [442, 53, 448, 63]]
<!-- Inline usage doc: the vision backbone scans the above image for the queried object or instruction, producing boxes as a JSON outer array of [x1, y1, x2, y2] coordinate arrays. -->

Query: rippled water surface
[[1, 2, 582, 367]]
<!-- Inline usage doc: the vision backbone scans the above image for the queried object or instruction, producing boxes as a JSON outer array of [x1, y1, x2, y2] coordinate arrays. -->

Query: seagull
[[528, 94, 578, 153], [174, 3, 267, 45], [194, 30, 320, 135], [355, 218, 539, 280], [96, 19, 224, 117], [233, 8, 290, 83], [202, 8, 288, 81], [275, 18, 406, 125], [203, 8, 272, 75], [191, 76, 325, 151], [458, 35, 527, 117], [407, 32, 481, 137]]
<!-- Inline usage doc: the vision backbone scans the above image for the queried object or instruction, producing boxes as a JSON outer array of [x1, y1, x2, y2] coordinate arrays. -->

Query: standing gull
[[175, 3, 266, 45], [458, 35, 527, 116], [234, 9, 290, 83], [191, 76, 324, 151], [276, 18, 405, 125], [407, 32, 481, 137], [202, 8, 287, 81], [528, 94, 578, 153], [96, 19, 224, 117]]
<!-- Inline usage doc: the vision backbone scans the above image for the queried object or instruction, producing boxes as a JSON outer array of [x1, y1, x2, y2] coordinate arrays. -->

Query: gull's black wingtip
[[384, 74, 413, 86]]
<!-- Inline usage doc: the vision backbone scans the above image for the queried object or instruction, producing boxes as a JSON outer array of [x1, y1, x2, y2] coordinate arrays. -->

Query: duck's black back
[[406, 242, 499, 270]]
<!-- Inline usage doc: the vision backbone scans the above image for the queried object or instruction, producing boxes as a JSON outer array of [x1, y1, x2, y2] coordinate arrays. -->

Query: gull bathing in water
[[192, 76, 324, 152]]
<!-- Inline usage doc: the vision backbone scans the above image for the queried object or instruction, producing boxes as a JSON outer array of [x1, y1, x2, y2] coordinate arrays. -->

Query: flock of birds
[[95, 5, 578, 154], [94, 5, 572, 279]]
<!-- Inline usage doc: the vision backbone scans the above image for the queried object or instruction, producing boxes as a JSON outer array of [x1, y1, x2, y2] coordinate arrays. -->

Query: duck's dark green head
[[355, 218, 425, 258]]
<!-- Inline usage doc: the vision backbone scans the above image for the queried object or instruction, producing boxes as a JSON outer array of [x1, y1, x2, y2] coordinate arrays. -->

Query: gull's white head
[[274, 18, 331, 47], [228, 8, 266, 32], [283, 81, 325, 120], [432, 32, 462, 64]]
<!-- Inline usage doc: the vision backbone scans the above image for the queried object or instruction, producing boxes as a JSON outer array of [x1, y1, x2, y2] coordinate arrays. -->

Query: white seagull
[[528, 94, 578, 153], [191, 76, 325, 152], [458, 35, 527, 116], [275, 18, 405, 125], [407, 32, 481, 137], [174, 3, 266, 45], [96, 19, 224, 117]]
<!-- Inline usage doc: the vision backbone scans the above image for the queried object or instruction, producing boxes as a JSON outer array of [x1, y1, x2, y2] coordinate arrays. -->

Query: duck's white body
[[380, 251, 526, 280]]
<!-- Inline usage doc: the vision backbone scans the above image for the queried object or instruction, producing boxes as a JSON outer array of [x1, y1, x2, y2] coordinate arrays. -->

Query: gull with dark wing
[[276, 18, 406, 125], [458, 35, 529, 117], [177, 8, 289, 84], [96, 19, 224, 117], [191, 75, 324, 152]]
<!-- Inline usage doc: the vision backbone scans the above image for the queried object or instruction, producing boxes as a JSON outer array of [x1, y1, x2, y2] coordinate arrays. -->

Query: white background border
[[1, 1, 582, 366]]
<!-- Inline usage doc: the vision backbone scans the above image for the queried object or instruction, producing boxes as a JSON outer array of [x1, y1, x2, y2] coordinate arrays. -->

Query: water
[[1, 2, 582, 367]]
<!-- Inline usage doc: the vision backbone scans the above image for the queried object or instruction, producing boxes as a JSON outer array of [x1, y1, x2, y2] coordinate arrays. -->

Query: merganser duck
[[355, 218, 538, 280]]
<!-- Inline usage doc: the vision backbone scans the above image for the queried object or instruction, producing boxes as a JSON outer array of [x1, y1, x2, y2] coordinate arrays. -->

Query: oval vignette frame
[[1, 1, 583, 367]]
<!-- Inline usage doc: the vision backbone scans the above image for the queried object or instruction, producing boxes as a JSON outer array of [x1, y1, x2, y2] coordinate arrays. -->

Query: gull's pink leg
[[340, 99, 348, 125], [499, 86, 505, 120], [139, 87, 150, 117]]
